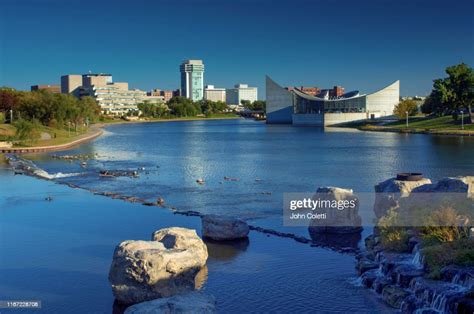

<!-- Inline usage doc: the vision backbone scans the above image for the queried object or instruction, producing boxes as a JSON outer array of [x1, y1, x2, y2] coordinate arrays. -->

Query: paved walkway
[[0, 127, 103, 153]]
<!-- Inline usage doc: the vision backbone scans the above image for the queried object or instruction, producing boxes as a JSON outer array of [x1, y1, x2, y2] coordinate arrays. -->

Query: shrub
[[421, 207, 470, 246], [13, 119, 40, 142], [422, 238, 474, 279], [393, 99, 418, 119], [378, 209, 411, 252]]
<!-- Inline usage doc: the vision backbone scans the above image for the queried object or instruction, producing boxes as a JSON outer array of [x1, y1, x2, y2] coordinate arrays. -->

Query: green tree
[[13, 119, 40, 142], [425, 63, 473, 121], [0, 87, 20, 121], [393, 99, 418, 118]]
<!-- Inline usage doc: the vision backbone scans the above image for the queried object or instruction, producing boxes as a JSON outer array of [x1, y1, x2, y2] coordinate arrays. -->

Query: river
[[1, 119, 473, 313]]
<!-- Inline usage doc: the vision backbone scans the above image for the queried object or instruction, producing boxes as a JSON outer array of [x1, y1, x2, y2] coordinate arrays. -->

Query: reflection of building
[[226, 84, 258, 105], [180, 60, 204, 101], [266, 76, 399, 125], [31, 84, 61, 93], [61, 73, 163, 115], [204, 85, 226, 102]]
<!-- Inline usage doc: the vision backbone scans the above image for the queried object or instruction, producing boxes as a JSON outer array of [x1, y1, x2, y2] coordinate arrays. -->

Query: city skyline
[[1, 0, 473, 97]]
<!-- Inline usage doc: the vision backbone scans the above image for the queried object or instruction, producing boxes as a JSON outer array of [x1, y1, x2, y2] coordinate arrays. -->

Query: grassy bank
[[0, 123, 91, 147], [340, 115, 474, 136]]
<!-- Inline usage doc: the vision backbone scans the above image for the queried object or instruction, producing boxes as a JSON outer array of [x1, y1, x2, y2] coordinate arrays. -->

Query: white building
[[180, 60, 205, 101], [204, 85, 226, 102], [62, 73, 163, 116], [226, 84, 258, 105]]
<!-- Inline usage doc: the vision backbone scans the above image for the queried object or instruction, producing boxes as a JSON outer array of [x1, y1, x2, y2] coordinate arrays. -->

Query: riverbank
[[338, 115, 474, 137], [0, 126, 103, 153], [0, 114, 242, 153]]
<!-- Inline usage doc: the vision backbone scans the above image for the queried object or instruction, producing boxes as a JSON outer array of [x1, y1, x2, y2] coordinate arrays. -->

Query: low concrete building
[[31, 84, 61, 93], [204, 85, 226, 102], [226, 84, 258, 105], [61, 75, 83, 95]]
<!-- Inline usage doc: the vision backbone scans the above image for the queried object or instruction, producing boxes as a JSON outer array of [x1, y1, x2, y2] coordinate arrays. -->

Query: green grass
[[0, 123, 90, 147], [384, 115, 474, 131], [422, 238, 474, 279]]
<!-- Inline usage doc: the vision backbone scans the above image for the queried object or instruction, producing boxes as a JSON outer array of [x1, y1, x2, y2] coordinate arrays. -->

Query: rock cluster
[[357, 176, 474, 313]]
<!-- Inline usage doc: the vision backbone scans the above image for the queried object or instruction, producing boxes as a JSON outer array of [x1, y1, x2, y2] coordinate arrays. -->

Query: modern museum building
[[265, 76, 400, 126]]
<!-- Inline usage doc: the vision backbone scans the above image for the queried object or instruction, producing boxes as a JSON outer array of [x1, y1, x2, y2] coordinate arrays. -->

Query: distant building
[[148, 89, 174, 102], [61, 73, 162, 116], [226, 84, 258, 105], [204, 85, 226, 102], [61, 75, 83, 95], [161, 90, 173, 102], [82, 73, 113, 87], [180, 60, 204, 101], [31, 84, 60, 93], [299, 87, 320, 96], [266, 75, 399, 126], [320, 86, 345, 98]]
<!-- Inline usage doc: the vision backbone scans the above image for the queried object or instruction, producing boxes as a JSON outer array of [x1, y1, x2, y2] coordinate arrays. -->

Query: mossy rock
[[382, 285, 410, 308]]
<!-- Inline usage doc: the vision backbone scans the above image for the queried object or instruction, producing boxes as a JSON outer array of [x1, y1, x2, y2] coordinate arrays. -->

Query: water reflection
[[205, 238, 250, 261], [308, 228, 362, 251]]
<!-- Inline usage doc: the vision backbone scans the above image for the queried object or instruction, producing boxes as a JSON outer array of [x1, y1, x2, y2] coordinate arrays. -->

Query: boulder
[[361, 269, 379, 288], [356, 258, 379, 275], [413, 176, 474, 195], [151, 227, 208, 263], [393, 264, 425, 288], [109, 228, 208, 304], [309, 187, 362, 234], [373, 177, 431, 218], [201, 215, 249, 240], [124, 291, 217, 314], [373, 276, 392, 294], [382, 285, 410, 309]]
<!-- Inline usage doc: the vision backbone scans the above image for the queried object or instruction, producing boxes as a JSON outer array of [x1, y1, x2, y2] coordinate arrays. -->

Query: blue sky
[[0, 0, 473, 97]]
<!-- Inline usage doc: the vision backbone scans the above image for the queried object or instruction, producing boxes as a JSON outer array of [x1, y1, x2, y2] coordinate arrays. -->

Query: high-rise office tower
[[180, 60, 204, 101]]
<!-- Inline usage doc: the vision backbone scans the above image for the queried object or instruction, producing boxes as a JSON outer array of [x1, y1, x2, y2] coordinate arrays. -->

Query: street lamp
[[461, 110, 464, 130], [406, 111, 409, 128]]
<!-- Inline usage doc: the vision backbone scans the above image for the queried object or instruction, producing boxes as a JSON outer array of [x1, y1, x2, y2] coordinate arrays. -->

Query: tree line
[[0, 87, 101, 131], [393, 63, 473, 121]]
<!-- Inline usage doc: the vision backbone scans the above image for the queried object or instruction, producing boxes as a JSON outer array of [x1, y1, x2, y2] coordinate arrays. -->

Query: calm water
[[1, 119, 474, 313], [27, 119, 474, 228]]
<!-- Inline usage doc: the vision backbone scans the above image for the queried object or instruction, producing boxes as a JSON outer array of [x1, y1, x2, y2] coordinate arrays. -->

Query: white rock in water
[[109, 228, 208, 304], [201, 215, 249, 240], [124, 291, 217, 314]]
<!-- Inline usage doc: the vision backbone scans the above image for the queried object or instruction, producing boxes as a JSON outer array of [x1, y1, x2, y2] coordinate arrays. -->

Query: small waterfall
[[451, 271, 474, 289], [411, 244, 424, 269]]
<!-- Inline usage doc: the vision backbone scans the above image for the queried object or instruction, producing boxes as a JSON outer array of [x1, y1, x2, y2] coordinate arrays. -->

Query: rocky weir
[[356, 175, 474, 313]]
